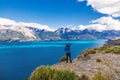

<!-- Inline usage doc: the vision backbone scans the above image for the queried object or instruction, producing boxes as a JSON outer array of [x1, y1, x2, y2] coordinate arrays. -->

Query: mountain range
[[0, 24, 120, 42]]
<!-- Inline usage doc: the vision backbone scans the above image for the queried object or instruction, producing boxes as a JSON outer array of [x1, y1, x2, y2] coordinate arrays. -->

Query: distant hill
[[105, 39, 120, 45]]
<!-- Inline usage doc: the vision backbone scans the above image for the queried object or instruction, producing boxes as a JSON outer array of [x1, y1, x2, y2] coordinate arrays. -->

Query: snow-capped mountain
[[0, 25, 37, 41], [0, 18, 55, 41], [55, 27, 73, 34], [54, 28, 120, 40], [1, 23, 120, 42], [28, 27, 61, 40], [0, 17, 120, 41], [1, 17, 120, 41]]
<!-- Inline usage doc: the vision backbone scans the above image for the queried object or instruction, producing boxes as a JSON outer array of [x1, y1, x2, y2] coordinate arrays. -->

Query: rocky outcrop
[[54, 53, 120, 77]]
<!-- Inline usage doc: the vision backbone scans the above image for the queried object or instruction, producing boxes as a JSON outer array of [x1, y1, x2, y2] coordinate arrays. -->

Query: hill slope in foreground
[[29, 40, 120, 80]]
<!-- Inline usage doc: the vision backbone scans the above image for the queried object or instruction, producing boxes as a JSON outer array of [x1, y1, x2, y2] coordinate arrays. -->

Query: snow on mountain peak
[[0, 18, 17, 25], [55, 27, 73, 34], [0, 17, 56, 40], [18, 22, 55, 31], [0, 17, 54, 31]]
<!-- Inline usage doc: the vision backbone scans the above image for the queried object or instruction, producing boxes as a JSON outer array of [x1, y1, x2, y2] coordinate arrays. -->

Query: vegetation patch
[[60, 55, 66, 62], [97, 45, 120, 54], [29, 66, 79, 80], [92, 72, 116, 80], [92, 72, 108, 80], [112, 46, 120, 54], [79, 45, 120, 60], [80, 48, 96, 58], [96, 58, 102, 63], [79, 74, 90, 80]]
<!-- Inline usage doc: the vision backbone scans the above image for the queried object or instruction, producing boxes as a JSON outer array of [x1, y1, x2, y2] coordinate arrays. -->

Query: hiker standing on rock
[[65, 43, 72, 63]]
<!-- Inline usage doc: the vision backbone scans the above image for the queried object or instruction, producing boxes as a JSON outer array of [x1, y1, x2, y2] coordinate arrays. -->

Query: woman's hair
[[66, 43, 70, 47]]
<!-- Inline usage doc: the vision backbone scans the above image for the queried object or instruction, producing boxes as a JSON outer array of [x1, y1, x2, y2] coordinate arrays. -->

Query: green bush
[[82, 49, 96, 57], [97, 45, 112, 53], [96, 45, 120, 54], [104, 46, 120, 54], [92, 72, 116, 80], [104, 48, 113, 53], [79, 74, 90, 80], [92, 72, 107, 80], [29, 66, 79, 80], [60, 55, 66, 62], [112, 47, 120, 54], [96, 58, 102, 63]]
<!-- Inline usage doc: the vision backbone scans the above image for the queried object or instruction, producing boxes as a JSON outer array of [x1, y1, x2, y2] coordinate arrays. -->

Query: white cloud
[[1, 17, 120, 34], [77, 0, 120, 31], [0, 17, 55, 31], [87, 0, 120, 17], [77, 16, 120, 31], [77, 0, 84, 2], [18, 22, 54, 31]]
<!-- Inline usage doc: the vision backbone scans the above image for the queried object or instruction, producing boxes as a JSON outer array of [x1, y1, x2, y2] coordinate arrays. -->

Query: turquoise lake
[[0, 40, 106, 80]]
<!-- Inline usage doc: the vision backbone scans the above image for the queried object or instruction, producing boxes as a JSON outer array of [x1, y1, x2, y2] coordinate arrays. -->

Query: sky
[[0, 0, 120, 31]]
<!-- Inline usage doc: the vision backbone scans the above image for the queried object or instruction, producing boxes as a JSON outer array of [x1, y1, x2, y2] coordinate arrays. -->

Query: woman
[[64, 43, 72, 63]]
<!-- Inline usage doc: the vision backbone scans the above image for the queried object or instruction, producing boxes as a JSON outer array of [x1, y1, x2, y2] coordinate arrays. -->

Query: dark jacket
[[65, 46, 70, 53]]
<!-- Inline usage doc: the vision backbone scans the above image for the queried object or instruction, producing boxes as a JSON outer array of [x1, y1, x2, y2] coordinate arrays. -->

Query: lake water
[[0, 40, 106, 80]]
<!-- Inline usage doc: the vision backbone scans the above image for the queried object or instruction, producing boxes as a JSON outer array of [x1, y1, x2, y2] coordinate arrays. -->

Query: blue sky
[[0, 0, 106, 28]]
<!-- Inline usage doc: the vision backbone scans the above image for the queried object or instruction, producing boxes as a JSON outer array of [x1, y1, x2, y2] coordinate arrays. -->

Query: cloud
[[18, 22, 55, 31], [87, 0, 120, 17], [1, 17, 120, 33], [77, 0, 120, 31], [0, 17, 55, 31], [77, 0, 84, 2], [77, 16, 120, 31]]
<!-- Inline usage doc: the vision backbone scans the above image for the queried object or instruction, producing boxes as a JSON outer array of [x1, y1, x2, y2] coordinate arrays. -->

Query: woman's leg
[[66, 53, 69, 63], [69, 53, 72, 63]]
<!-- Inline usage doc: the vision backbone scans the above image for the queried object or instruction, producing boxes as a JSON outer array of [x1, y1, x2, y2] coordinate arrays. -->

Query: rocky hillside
[[53, 44, 120, 79], [105, 39, 120, 46]]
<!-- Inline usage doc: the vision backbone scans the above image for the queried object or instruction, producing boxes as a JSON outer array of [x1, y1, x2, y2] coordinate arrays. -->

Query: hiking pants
[[66, 53, 72, 63]]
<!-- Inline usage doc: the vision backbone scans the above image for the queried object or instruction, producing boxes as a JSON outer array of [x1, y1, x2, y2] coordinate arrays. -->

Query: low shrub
[[60, 55, 66, 62], [92, 72, 107, 80], [79, 74, 90, 80], [92, 72, 116, 80], [112, 47, 120, 54], [29, 66, 79, 80], [104, 48, 113, 53], [82, 49, 96, 57], [96, 58, 102, 63], [95, 45, 120, 54]]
